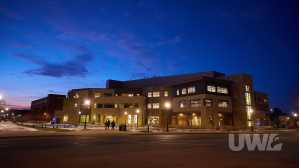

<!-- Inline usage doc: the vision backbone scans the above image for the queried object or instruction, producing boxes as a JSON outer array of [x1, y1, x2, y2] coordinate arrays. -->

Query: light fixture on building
[[164, 101, 171, 109], [179, 113, 184, 117], [0, 110, 4, 113], [293, 113, 298, 117], [5, 107, 9, 111], [84, 99, 91, 106], [136, 109, 140, 113], [192, 113, 196, 116], [124, 111, 128, 115], [78, 111, 82, 115]]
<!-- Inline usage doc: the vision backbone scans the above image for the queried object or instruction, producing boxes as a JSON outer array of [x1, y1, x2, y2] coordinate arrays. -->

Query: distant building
[[61, 71, 264, 129], [254, 91, 271, 126], [31, 94, 66, 122]]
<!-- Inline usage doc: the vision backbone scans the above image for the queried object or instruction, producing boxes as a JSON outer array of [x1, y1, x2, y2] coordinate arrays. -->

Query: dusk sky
[[0, 0, 298, 111]]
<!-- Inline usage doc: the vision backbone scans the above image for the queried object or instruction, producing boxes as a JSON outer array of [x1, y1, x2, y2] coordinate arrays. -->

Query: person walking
[[111, 120, 115, 130], [104, 120, 108, 130], [107, 120, 111, 130]]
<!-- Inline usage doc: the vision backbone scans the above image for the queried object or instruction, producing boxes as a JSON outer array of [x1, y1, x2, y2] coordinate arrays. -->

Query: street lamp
[[136, 109, 140, 128], [83, 99, 90, 129], [0, 94, 2, 100], [124, 111, 128, 126], [293, 113, 298, 117], [5, 107, 9, 111], [164, 101, 172, 132]]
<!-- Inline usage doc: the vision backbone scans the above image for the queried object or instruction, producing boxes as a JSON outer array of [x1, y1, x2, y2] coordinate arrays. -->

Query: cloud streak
[[15, 46, 93, 78]]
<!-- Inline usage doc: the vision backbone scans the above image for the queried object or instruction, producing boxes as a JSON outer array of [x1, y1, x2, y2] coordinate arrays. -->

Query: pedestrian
[[111, 120, 115, 130], [107, 120, 111, 129], [104, 120, 108, 130]]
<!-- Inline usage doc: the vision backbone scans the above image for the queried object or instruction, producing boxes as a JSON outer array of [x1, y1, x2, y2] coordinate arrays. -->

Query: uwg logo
[[228, 134, 283, 151]]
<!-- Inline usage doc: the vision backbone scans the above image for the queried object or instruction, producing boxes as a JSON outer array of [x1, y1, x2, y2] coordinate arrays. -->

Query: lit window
[[182, 88, 187, 95], [164, 91, 168, 97], [114, 104, 118, 108], [188, 86, 196, 94], [245, 85, 250, 92], [94, 93, 101, 98], [245, 93, 251, 105], [147, 103, 152, 109], [176, 89, 180, 96], [179, 101, 185, 108], [128, 94, 134, 97], [152, 103, 160, 109], [147, 92, 153, 97], [204, 99, 213, 107], [217, 87, 228, 94], [153, 91, 160, 97], [191, 99, 201, 108], [74, 103, 78, 107], [263, 99, 268, 103], [207, 85, 216, 92], [63, 115, 68, 122], [136, 93, 140, 96], [218, 101, 228, 108], [74, 93, 79, 99]]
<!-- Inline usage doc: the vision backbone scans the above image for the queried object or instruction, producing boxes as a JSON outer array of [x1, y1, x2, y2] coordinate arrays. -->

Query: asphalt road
[[0, 132, 298, 168]]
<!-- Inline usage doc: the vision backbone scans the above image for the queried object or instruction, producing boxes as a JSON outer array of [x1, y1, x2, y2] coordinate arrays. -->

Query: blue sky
[[0, 0, 298, 111]]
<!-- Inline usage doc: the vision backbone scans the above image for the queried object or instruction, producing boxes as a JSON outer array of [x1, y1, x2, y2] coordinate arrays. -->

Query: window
[[153, 91, 160, 97], [136, 93, 140, 96], [147, 92, 153, 97], [147, 103, 152, 109], [103, 104, 114, 108], [73, 93, 79, 99], [207, 85, 216, 92], [128, 93, 134, 97], [153, 103, 160, 109], [188, 86, 196, 94], [245, 85, 250, 92], [182, 88, 187, 95], [74, 103, 78, 107], [179, 101, 185, 108], [94, 93, 101, 98], [114, 104, 118, 108], [104, 93, 112, 96], [191, 99, 201, 108], [218, 101, 228, 108], [176, 89, 180, 96], [96, 104, 103, 108], [204, 99, 213, 107], [217, 87, 228, 94], [245, 92, 251, 105], [164, 91, 168, 97]]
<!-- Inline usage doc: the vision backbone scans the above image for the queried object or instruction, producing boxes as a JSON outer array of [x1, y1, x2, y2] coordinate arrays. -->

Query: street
[[0, 132, 298, 168]]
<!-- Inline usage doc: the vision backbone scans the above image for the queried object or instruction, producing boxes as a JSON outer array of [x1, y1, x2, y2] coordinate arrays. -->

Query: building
[[61, 71, 264, 129], [254, 91, 271, 126], [31, 94, 66, 122]]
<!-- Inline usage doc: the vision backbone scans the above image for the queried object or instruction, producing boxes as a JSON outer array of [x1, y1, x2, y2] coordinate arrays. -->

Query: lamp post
[[164, 101, 171, 132], [83, 99, 91, 129], [136, 109, 140, 128]]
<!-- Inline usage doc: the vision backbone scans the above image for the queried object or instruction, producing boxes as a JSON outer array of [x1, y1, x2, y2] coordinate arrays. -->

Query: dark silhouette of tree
[[270, 108, 286, 128]]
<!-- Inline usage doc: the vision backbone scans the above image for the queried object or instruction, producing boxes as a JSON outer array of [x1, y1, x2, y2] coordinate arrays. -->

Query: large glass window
[[207, 85, 216, 92], [153, 91, 160, 97], [164, 91, 168, 97], [245, 92, 251, 105], [217, 87, 228, 94], [152, 103, 160, 109], [94, 93, 101, 98], [147, 103, 152, 109], [176, 89, 180, 96], [218, 101, 228, 108], [179, 101, 186, 108], [147, 92, 153, 97], [182, 88, 187, 95], [188, 86, 196, 94], [191, 99, 201, 108]]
